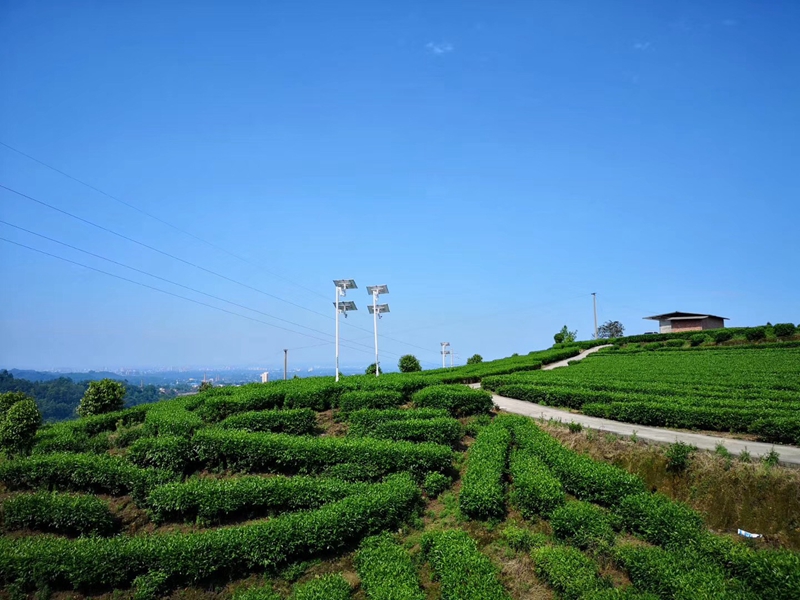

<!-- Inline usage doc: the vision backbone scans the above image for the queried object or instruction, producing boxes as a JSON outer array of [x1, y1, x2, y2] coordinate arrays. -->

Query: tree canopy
[[597, 320, 625, 338], [398, 355, 422, 373], [466, 354, 484, 365], [554, 325, 577, 344], [77, 379, 126, 417]]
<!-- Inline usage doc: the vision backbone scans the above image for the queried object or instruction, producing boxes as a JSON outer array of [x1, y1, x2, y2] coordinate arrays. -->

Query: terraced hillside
[[1, 345, 799, 599], [483, 346, 800, 446]]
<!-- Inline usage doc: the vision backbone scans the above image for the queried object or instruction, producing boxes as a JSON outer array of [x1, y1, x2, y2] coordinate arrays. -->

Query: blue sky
[[1, 1, 798, 371]]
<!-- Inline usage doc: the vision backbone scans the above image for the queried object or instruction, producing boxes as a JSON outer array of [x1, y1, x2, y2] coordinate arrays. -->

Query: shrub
[[198, 385, 287, 422], [550, 501, 615, 549], [531, 546, 609, 599], [2, 491, 117, 536], [231, 583, 281, 600], [749, 417, 800, 445], [689, 333, 707, 347], [367, 418, 462, 447], [773, 323, 797, 338], [412, 385, 494, 416], [713, 330, 734, 343], [126, 436, 195, 474], [0, 474, 420, 592], [133, 570, 170, 600], [338, 391, 404, 413], [508, 448, 564, 518], [500, 525, 548, 552], [365, 363, 382, 376], [398, 355, 422, 373], [220, 409, 317, 436], [142, 399, 204, 437], [466, 354, 484, 365], [77, 379, 126, 417], [745, 327, 766, 342], [33, 424, 110, 455], [0, 398, 42, 456], [421, 529, 511, 600], [355, 534, 424, 600], [616, 492, 703, 549], [423, 472, 451, 498], [290, 574, 350, 600], [665, 442, 695, 473], [147, 475, 367, 525], [459, 420, 510, 520], [347, 408, 448, 436]]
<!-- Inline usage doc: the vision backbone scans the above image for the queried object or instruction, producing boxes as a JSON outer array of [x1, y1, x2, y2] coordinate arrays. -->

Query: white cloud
[[633, 41, 652, 51], [426, 42, 454, 55]]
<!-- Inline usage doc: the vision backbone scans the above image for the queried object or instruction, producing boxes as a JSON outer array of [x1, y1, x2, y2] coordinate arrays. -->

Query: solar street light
[[334, 279, 358, 382], [367, 285, 389, 377], [440, 342, 450, 368]]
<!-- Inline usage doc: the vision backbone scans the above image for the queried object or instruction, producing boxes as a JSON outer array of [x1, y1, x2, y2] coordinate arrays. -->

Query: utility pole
[[440, 342, 450, 368], [592, 292, 598, 339], [283, 349, 288, 380], [367, 285, 390, 377], [333, 280, 358, 382]]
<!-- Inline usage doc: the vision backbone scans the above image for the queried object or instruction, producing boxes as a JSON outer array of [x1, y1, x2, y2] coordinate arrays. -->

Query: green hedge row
[[531, 546, 610, 599], [69, 405, 151, 436], [549, 501, 615, 550], [219, 409, 317, 436], [147, 475, 367, 525], [347, 408, 449, 436], [0, 452, 175, 505], [355, 533, 424, 600], [33, 425, 110, 455], [290, 574, 351, 600], [192, 428, 453, 479], [338, 391, 405, 414], [505, 416, 645, 506], [459, 419, 510, 520], [616, 492, 704, 550], [421, 529, 511, 600], [126, 436, 194, 474], [197, 383, 291, 422], [2, 491, 117, 536], [232, 584, 280, 600], [142, 399, 204, 438], [0, 473, 420, 592], [412, 385, 494, 416], [508, 447, 564, 518], [359, 418, 462, 447], [748, 417, 800, 446]]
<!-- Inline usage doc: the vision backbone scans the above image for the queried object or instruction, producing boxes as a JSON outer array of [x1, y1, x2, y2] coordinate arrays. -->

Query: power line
[[0, 140, 327, 300], [0, 236, 388, 357]]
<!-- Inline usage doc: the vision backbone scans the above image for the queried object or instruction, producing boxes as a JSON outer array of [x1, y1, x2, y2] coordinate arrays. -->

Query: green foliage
[[398, 355, 422, 373], [290, 574, 350, 600], [355, 533, 424, 600], [421, 529, 511, 600], [220, 409, 317, 436], [745, 326, 767, 342], [360, 417, 462, 447], [2, 491, 117, 536], [231, 583, 281, 600], [690, 333, 708, 347], [550, 501, 616, 549], [365, 363, 382, 376], [459, 419, 510, 520], [338, 391, 404, 414], [0, 452, 175, 505], [500, 525, 548, 552], [147, 475, 366, 525], [422, 472, 451, 498], [77, 379, 126, 417], [749, 417, 800, 445], [1, 397, 42, 456], [773, 323, 797, 338], [0, 474, 420, 592], [198, 381, 213, 392], [33, 422, 110, 455], [347, 408, 448, 436], [616, 492, 703, 549], [133, 570, 170, 600], [714, 330, 734, 343], [508, 447, 565, 518], [554, 325, 577, 345], [126, 436, 194, 474], [412, 385, 494, 416], [762, 448, 780, 467], [531, 546, 609, 599], [192, 428, 453, 480], [598, 320, 625, 339], [142, 398, 204, 437], [666, 442, 695, 473], [466, 354, 484, 365]]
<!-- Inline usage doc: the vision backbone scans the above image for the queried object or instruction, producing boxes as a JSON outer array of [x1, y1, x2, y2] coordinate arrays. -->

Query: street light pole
[[592, 292, 598, 339], [333, 280, 358, 382], [367, 285, 390, 377]]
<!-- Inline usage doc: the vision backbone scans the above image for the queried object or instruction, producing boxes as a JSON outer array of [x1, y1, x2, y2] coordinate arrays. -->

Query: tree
[[77, 378, 126, 417], [365, 363, 382, 375], [597, 320, 625, 339], [554, 325, 577, 345], [398, 354, 422, 373], [466, 354, 483, 365], [0, 393, 41, 456], [198, 381, 213, 392]]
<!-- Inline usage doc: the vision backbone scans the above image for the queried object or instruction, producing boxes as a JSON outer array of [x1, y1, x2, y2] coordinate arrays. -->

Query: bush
[[616, 492, 703, 549], [0, 474, 421, 592], [290, 574, 350, 600], [33, 424, 110, 455], [147, 475, 367, 525], [412, 385, 494, 416], [466, 354, 484, 365], [77, 379, 126, 417], [2, 491, 117, 536], [745, 327, 767, 342], [0, 398, 42, 456], [142, 399, 204, 437], [749, 417, 800, 445], [713, 330, 734, 343], [231, 584, 281, 600], [689, 333, 707, 347], [338, 391, 404, 413], [355, 534, 424, 600], [459, 419, 510, 520], [220, 409, 317, 436], [508, 448, 564, 518], [347, 408, 448, 436], [665, 442, 695, 473], [423, 472, 451, 498], [365, 363, 382, 376], [773, 323, 797, 338], [500, 525, 548, 552], [367, 418, 462, 447], [550, 501, 616, 549], [398, 355, 422, 373], [421, 529, 511, 600], [531, 546, 609, 599], [126, 436, 194, 474]]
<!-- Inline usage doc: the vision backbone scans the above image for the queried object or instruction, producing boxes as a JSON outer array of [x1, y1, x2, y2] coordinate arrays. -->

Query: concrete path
[[541, 344, 613, 370], [472, 346, 800, 466]]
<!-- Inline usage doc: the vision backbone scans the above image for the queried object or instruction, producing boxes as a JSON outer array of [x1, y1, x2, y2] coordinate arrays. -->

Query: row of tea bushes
[[0, 474, 420, 592], [347, 408, 448, 435], [459, 419, 510, 520], [412, 385, 494, 416], [355, 534, 425, 600], [2, 490, 117, 536], [219, 408, 317, 436]]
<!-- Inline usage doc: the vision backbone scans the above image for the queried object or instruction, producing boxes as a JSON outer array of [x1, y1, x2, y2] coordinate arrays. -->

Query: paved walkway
[[472, 346, 800, 466]]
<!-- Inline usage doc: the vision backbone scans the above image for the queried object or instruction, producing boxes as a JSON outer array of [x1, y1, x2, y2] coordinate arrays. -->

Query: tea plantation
[[1, 345, 798, 599]]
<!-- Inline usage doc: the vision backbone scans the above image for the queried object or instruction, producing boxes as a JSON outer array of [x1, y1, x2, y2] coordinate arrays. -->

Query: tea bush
[[219, 409, 317, 436], [412, 385, 494, 416], [2, 491, 117, 536], [531, 546, 609, 599], [355, 533, 424, 600], [459, 419, 510, 520]]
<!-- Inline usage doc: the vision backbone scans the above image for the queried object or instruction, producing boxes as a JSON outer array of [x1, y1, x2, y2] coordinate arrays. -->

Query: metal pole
[[450, 348, 453, 368], [283, 349, 288, 380], [335, 286, 340, 382], [373, 289, 379, 377], [592, 292, 598, 339]]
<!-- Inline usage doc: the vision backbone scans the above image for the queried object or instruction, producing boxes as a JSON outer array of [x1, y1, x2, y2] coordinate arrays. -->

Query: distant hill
[[8, 369, 126, 382]]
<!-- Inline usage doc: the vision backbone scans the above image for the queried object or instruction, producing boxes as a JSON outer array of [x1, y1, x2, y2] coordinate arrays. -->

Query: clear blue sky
[[1, 1, 798, 371]]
